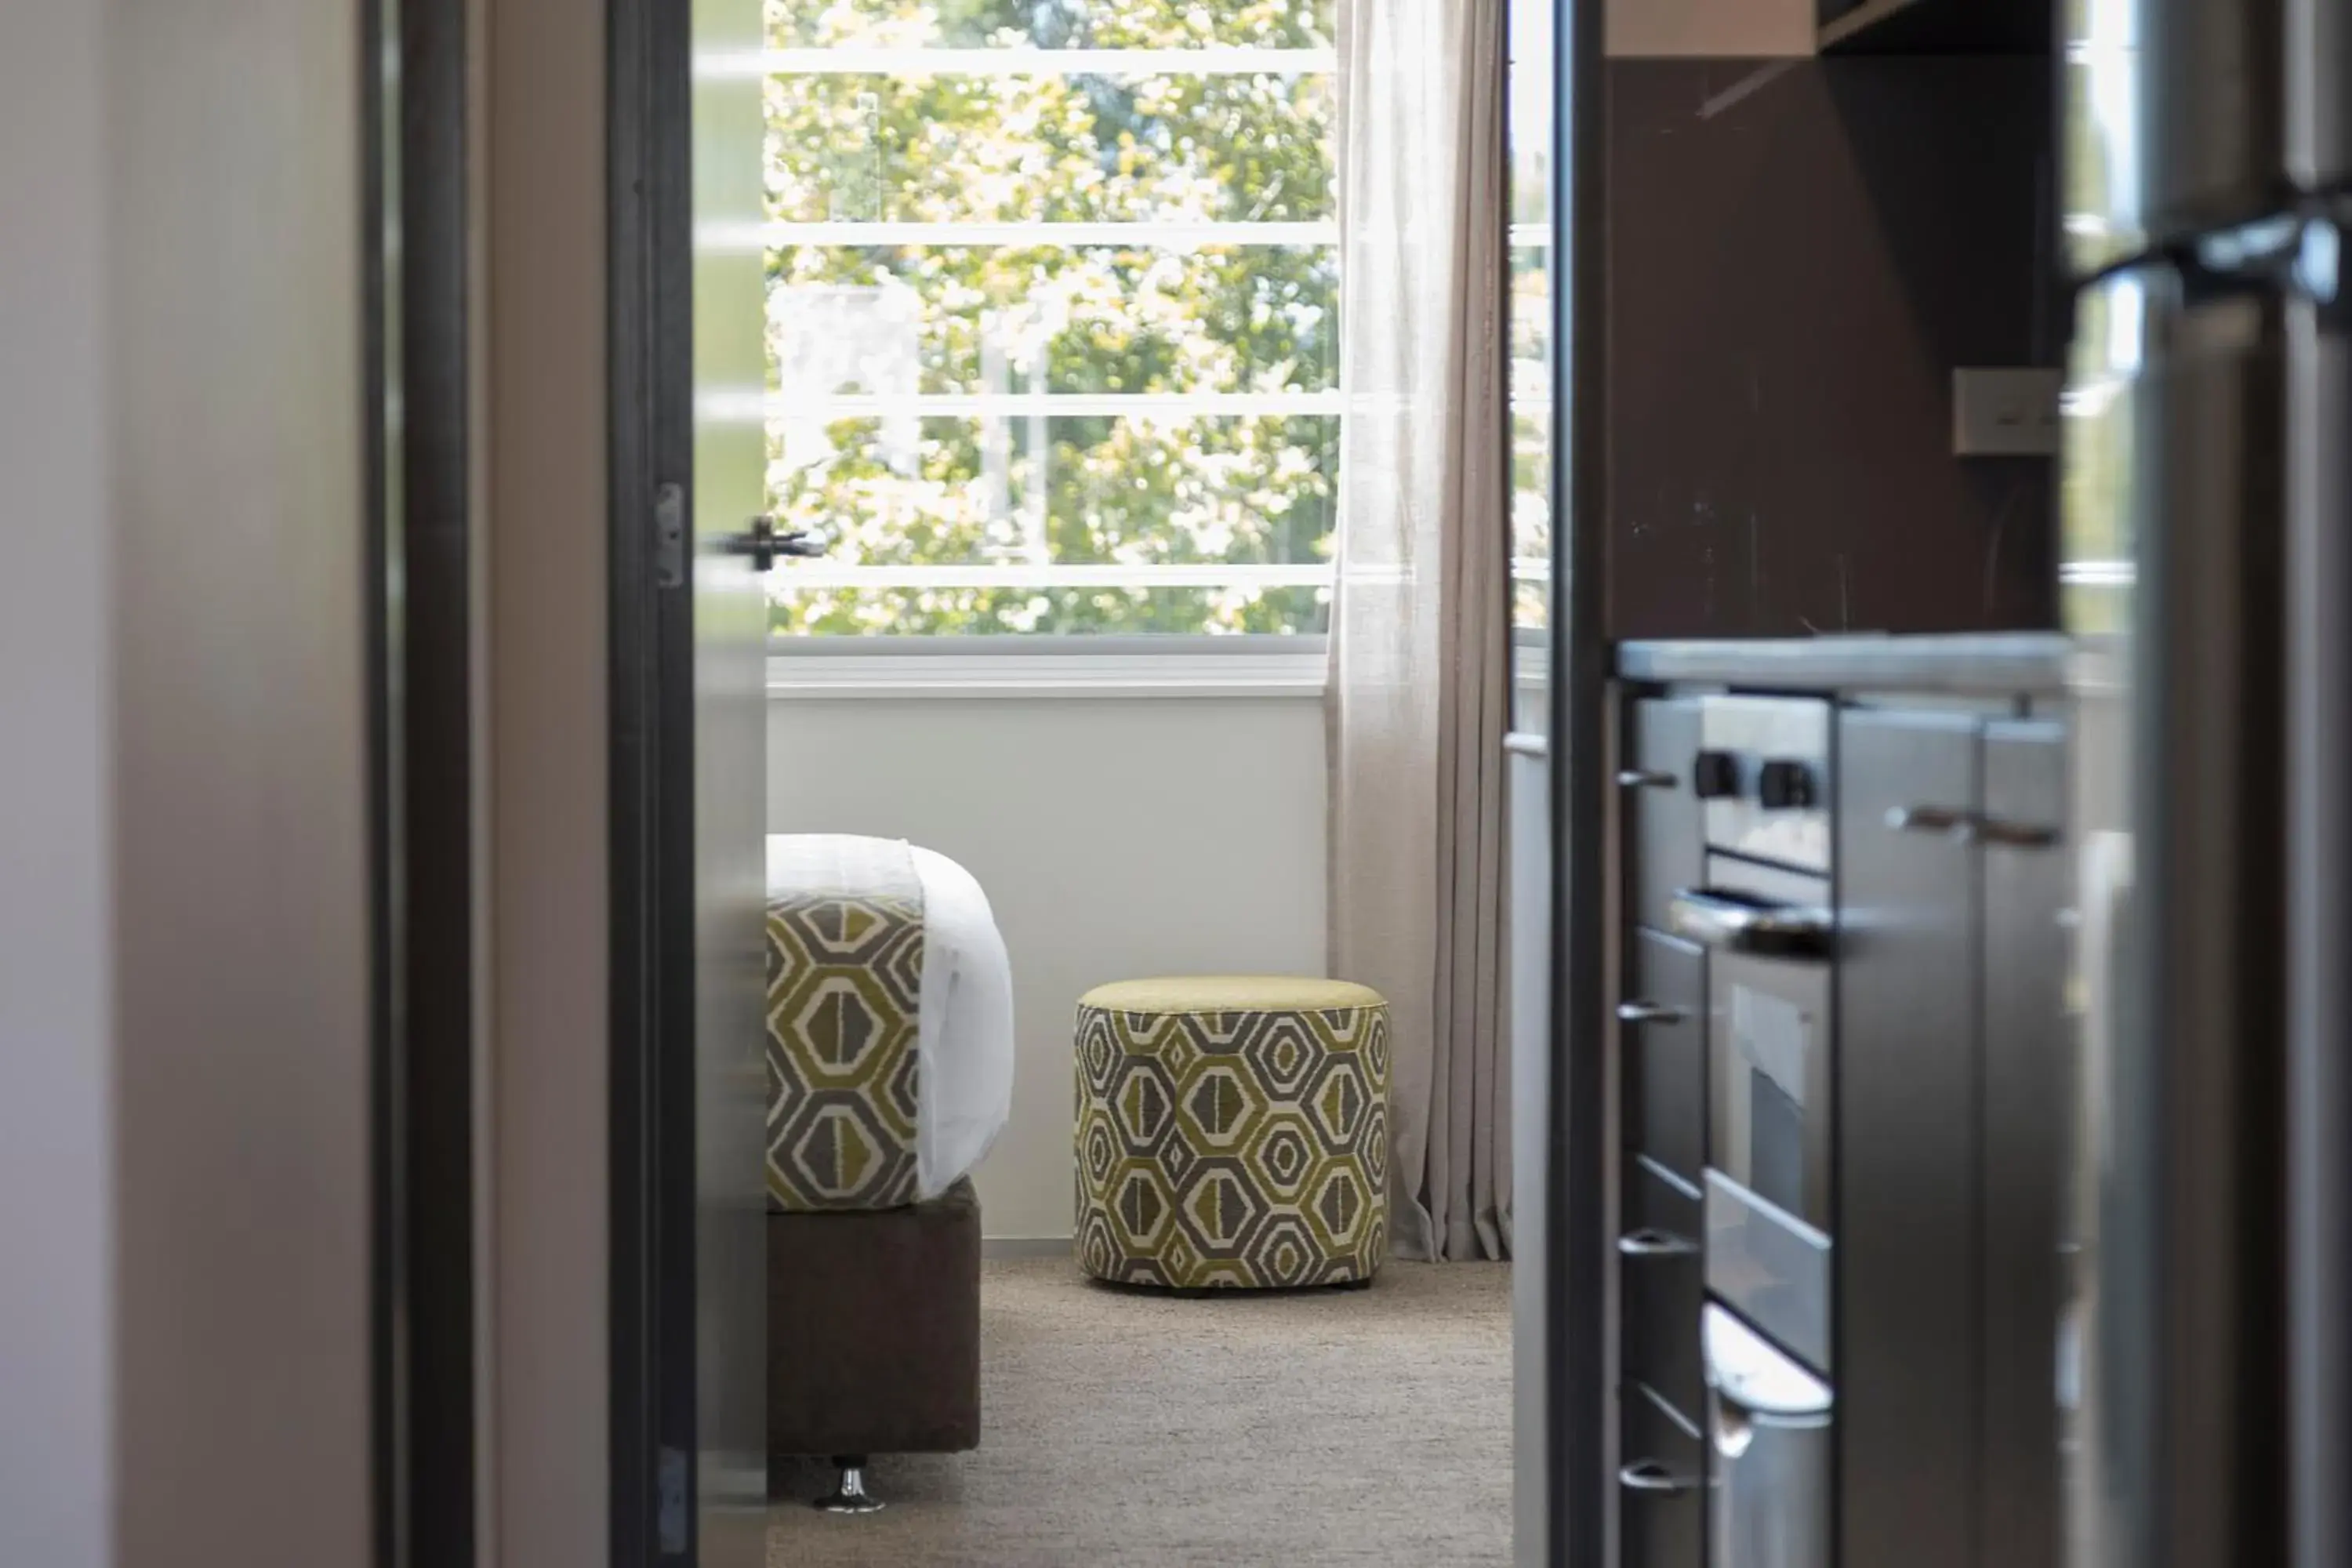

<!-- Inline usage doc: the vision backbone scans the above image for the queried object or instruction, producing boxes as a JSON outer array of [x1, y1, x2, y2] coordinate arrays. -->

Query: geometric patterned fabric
[[766, 836, 924, 1211], [1073, 976, 1390, 1290]]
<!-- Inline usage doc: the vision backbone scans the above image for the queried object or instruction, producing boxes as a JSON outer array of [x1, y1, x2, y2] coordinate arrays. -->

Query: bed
[[761, 834, 1014, 1510]]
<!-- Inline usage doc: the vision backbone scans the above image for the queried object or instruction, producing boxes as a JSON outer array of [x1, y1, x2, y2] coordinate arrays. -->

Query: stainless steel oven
[[1704, 1303, 1835, 1568], [1693, 695, 1832, 873], [1677, 855, 1835, 1371], [1680, 858, 1833, 1231]]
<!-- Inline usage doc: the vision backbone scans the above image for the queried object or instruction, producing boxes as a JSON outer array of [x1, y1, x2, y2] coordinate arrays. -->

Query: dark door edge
[[608, 0, 658, 1551], [1551, 0, 1611, 1560], [608, 0, 699, 1559], [366, 0, 477, 1559], [361, 0, 403, 1556]]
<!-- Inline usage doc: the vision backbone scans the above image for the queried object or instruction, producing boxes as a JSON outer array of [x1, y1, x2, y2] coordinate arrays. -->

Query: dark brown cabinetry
[[1817, 0, 2048, 52], [1604, 60, 2057, 642]]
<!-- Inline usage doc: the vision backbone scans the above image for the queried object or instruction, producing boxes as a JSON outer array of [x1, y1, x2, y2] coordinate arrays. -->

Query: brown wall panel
[[1606, 58, 2058, 639]]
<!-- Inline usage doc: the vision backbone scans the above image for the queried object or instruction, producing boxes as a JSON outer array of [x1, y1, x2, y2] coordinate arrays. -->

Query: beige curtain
[[1328, 0, 1512, 1262]]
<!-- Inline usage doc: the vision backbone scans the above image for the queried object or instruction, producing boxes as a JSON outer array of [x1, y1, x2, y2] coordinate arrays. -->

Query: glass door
[[687, 0, 772, 1555]]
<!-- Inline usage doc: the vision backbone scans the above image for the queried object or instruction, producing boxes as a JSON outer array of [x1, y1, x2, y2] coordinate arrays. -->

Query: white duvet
[[764, 835, 1016, 1199]]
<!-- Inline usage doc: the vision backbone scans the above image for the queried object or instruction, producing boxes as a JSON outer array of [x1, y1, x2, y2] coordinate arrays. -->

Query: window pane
[[2060, 279, 2135, 641], [1508, 0, 1553, 230], [1508, 234, 1552, 631], [767, 72, 1335, 226], [761, 2, 1341, 638], [762, 244, 1337, 398], [1508, 0, 1554, 637], [768, 410, 1338, 566], [772, 582, 1330, 637], [1510, 243, 1549, 371], [1513, 411, 1551, 628], [767, 1, 1338, 50]]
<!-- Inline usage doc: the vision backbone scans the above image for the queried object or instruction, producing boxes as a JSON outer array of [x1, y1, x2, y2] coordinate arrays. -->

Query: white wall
[[768, 694, 1330, 1240], [2, 2, 375, 1564], [110, 0, 374, 1559], [485, 0, 612, 1559], [1, 9, 114, 1565]]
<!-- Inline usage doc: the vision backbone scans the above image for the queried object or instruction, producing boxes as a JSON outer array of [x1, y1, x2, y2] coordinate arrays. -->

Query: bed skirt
[[766, 1178, 982, 1471]]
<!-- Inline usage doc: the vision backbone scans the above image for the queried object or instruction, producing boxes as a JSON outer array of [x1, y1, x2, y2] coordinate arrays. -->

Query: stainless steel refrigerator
[[2062, 0, 2352, 1561]]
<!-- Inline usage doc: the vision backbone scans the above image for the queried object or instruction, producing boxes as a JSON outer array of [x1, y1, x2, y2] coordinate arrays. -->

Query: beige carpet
[[768, 1257, 1513, 1567]]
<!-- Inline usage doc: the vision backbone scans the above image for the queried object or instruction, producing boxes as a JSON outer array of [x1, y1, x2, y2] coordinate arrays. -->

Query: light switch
[[1952, 367, 2063, 456]]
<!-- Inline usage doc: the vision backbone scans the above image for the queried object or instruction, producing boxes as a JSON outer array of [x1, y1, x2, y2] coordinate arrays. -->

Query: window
[[744, 1, 1340, 640], [2057, 20, 2139, 635], [1508, 0, 1552, 635]]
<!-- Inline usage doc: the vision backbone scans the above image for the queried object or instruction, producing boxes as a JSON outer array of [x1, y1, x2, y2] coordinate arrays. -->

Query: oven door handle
[[1668, 887, 1835, 959], [1618, 1459, 1701, 1494]]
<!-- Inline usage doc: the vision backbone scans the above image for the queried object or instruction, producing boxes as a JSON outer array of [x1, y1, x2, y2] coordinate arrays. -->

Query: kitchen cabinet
[[1817, 0, 2048, 52], [1624, 931, 1707, 1183], [1623, 1158, 1707, 1421], [1836, 709, 1989, 1568], [1621, 1384, 1706, 1568], [1598, 637, 2067, 1568], [1625, 699, 1705, 933]]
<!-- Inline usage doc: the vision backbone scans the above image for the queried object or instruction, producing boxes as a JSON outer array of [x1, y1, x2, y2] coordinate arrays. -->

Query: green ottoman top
[[1078, 975, 1388, 1014]]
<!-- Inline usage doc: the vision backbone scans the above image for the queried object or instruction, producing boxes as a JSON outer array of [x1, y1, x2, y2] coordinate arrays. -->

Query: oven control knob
[[1757, 757, 1816, 811], [1691, 750, 1741, 800]]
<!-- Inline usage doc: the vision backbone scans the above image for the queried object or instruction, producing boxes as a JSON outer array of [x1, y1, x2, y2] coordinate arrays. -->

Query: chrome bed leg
[[812, 1455, 885, 1515]]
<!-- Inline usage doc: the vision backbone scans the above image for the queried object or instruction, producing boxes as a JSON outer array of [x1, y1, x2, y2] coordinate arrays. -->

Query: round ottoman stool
[[1073, 976, 1390, 1290]]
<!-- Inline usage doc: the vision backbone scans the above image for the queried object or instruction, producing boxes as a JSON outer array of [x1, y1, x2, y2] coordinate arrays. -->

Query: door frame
[[1548, 0, 1612, 1561], [587, 2, 1613, 1561], [608, 0, 706, 1557]]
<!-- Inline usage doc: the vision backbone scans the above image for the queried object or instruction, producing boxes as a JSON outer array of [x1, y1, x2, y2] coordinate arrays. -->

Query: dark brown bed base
[[766, 1178, 983, 1501]]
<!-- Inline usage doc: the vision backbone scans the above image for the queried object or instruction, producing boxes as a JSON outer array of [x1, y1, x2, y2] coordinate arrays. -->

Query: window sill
[[765, 640, 1330, 700]]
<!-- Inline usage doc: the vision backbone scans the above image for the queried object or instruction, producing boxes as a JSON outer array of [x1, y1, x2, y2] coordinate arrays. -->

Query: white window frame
[[767, 633, 1330, 698], [752, 38, 1345, 680]]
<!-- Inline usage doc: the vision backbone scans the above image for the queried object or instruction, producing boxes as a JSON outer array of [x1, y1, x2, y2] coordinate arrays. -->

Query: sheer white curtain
[[1328, 0, 1512, 1261]]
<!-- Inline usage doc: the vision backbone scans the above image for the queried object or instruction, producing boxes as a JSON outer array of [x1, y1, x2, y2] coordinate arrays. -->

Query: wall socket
[[1951, 367, 2062, 456]]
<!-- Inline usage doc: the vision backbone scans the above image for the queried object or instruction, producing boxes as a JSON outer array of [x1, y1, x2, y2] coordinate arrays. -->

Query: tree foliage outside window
[[2057, 34, 2134, 636], [1508, 0, 1553, 633], [759, 0, 1340, 637]]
